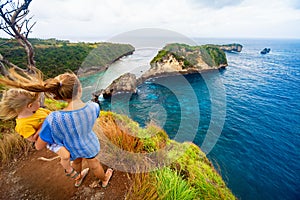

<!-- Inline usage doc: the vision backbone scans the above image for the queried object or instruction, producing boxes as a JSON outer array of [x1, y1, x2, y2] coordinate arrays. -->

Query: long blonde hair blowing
[[0, 88, 39, 120], [0, 69, 81, 100]]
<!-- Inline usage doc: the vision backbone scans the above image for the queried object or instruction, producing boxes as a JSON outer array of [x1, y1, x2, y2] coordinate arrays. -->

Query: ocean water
[[81, 38, 300, 200]]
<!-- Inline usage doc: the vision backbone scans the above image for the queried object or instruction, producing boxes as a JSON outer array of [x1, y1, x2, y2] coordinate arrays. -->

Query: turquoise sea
[[81, 38, 300, 200]]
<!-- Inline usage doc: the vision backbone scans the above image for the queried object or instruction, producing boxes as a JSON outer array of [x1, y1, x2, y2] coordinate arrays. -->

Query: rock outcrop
[[218, 43, 243, 52], [97, 42, 242, 99], [100, 73, 137, 99], [138, 43, 228, 82], [260, 48, 271, 54]]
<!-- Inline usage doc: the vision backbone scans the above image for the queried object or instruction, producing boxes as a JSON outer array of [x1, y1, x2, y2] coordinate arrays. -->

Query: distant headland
[[99, 43, 243, 98]]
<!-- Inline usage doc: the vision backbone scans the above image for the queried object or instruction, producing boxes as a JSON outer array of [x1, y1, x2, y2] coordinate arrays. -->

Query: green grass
[[169, 143, 236, 199], [44, 98, 68, 110], [150, 43, 228, 69], [150, 50, 168, 63], [98, 111, 236, 199], [154, 167, 197, 200]]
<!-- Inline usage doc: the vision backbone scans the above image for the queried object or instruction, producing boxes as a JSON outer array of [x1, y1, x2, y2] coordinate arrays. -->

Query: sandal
[[101, 168, 113, 188], [88, 168, 114, 188], [75, 168, 90, 187], [65, 168, 80, 179]]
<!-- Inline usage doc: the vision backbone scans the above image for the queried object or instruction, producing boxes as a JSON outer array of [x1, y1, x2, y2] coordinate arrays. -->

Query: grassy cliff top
[[0, 99, 235, 199], [95, 111, 237, 199], [151, 43, 228, 68]]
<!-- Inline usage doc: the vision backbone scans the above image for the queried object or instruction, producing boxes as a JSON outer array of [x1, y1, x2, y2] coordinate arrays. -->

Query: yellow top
[[15, 108, 51, 138]]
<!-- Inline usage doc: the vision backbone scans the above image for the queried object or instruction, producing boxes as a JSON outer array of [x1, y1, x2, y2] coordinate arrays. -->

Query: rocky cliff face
[[97, 43, 241, 99], [139, 43, 228, 82], [139, 54, 187, 81], [218, 43, 243, 52], [101, 73, 137, 98]]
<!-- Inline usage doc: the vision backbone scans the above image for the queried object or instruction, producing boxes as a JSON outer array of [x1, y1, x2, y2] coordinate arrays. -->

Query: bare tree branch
[[0, 0, 36, 73], [0, 53, 24, 72]]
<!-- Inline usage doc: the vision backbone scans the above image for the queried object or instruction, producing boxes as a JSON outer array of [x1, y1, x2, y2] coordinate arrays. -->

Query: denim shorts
[[46, 143, 62, 153]]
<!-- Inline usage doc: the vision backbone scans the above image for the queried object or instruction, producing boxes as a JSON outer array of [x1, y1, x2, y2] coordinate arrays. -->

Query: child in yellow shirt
[[0, 88, 88, 187], [15, 107, 51, 141]]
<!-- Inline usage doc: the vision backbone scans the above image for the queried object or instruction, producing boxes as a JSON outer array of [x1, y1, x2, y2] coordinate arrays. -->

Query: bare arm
[[26, 131, 39, 142], [34, 127, 47, 150], [35, 136, 48, 150]]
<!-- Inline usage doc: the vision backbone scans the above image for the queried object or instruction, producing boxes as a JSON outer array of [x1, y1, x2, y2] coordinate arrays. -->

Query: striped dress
[[39, 102, 100, 160]]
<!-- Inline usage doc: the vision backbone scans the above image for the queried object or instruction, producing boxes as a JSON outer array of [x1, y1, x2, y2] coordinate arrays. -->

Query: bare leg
[[71, 158, 90, 187], [72, 158, 83, 174], [86, 157, 113, 188], [86, 157, 105, 180], [56, 147, 72, 173]]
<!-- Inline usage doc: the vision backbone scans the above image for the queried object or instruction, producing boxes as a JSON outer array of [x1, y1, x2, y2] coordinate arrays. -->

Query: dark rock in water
[[260, 48, 271, 54]]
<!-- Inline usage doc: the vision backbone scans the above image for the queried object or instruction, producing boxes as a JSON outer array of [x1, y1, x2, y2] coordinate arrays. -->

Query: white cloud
[[187, 0, 245, 9], [1, 0, 299, 41]]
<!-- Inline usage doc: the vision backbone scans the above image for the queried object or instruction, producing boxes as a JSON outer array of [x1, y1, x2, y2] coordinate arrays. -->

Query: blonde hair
[[0, 88, 39, 120], [0, 68, 81, 100]]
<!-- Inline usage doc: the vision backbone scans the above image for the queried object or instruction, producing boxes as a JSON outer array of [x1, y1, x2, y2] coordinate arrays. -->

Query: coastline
[[77, 49, 135, 78], [137, 66, 227, 85]]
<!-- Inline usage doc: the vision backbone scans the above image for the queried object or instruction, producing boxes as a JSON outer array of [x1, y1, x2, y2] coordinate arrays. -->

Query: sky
[[1, 0, 300, 41]]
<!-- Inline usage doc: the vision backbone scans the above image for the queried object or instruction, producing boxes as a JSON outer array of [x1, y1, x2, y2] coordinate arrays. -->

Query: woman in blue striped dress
[[0, 70, 113, 188]]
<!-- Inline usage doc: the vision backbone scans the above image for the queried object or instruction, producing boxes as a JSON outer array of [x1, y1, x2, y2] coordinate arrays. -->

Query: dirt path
[[0, 149, 132, 200]]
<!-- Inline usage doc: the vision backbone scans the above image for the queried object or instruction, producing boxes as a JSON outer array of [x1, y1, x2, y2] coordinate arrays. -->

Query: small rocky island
[[260, 48, 271, 54], [100, 73, 137, 98], [139, 43, 229, 82], [97, 43, 242, 98], [218, 43, 243, 53]]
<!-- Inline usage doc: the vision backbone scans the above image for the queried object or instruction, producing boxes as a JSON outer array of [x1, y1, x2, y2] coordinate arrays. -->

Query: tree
[[0, 0, 36, 75]]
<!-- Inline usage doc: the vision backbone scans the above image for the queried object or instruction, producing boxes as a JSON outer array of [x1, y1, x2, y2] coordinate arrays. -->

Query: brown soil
[[0, 148, 132, 200]]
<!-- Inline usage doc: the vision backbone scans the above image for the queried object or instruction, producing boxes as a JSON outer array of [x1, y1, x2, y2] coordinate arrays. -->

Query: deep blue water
[[81, 38, 300, 200]]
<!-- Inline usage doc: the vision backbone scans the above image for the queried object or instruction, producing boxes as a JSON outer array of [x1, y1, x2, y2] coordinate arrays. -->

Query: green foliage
[[81, 42, 134, 69], [139, 124, 168, 152], [0, 38, 134, 78], [202, 45, 228, 66], [34, 44, 93, 77], [102, 112, 236, 199], [154, 167, 197, 200], [150, 43, 228, 69], [44, 99, 68, 110], [169, 143, 236, 199], [150, 50, 168, 63]]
